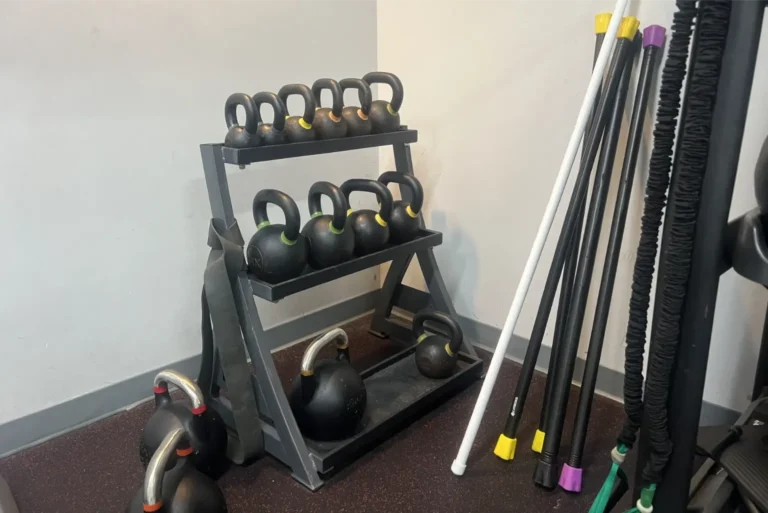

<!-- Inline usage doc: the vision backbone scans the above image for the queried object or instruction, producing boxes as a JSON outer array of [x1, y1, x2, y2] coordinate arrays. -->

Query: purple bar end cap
[[643, 25, 666, 48], [558, 464, 583, 493]]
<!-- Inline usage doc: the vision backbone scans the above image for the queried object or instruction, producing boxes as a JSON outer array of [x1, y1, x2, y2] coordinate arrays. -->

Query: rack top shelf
[[207, 128, 418, 166]]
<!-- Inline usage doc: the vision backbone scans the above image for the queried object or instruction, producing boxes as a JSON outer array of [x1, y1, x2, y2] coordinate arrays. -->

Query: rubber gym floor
[[0, 315, 633, 513]]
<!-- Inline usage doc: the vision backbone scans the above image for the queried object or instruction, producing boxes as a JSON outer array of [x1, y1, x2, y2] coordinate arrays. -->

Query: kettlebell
[[288, 328, 366, 441], [253, 91, 287, 145], [301, 181, 355, 269], [311, 78, 348, 139], [413, 309, 464, 379], [223, 93, 259, 148], [246, 189, 308, 283], [339, 78, 373, 137], [278, 83, 316, 143], [139, 370, 228, 478], [362, 72, 404, 133], [378, 171, 424, 244], [340, 179, 394, 256], [127, 428, 227, 513]]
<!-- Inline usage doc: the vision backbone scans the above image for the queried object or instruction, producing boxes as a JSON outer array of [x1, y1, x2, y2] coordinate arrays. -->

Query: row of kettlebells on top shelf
[[248, 172, 423, 284], [224, 72, 404, 148]]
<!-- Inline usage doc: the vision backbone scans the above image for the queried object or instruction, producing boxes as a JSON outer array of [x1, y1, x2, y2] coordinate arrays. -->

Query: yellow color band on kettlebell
[[329, 112, 341, 123], [337, 342, 349, 350], [531, 429, 546, 453], [257, 221, 271, 229], [417, 333, 428, 343], [494, 434, 517, 461], [285, 115, 290, 120], [280, 232, 297, 246], [386, 104, 397, 116], [311, 211, 323, 218], [347, 208, 354, 217], [375, 213, 388, 227], [357, 109, 369, 120], [406, 205, 418, 218], [301, 369, 314, 376], [330, 223, 344, 235], [594, 13, 611, 34], [617, 16, 640, 40], [444, 343, 455, 357], [299, 118, 312, 130]]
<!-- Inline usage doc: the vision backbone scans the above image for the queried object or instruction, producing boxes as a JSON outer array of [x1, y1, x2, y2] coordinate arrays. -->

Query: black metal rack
[[199, 128, 482, 491]]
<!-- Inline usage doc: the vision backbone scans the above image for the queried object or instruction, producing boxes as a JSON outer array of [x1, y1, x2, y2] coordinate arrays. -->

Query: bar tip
[[451, 459, 466, 476], [594, 13, 611, 35], [643, 25, 666, 48], [558, 464, 583, 492]]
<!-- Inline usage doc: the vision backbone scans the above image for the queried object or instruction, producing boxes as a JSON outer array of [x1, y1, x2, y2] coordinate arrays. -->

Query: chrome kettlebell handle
[[144, 427, 189, 508], [300, 328, 349, 376], [154, 370, 205, 412]]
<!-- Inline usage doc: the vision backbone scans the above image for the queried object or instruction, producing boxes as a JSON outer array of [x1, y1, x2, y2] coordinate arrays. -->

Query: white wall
[[0, 0, 378, 425], [377, 0, 768, 412]]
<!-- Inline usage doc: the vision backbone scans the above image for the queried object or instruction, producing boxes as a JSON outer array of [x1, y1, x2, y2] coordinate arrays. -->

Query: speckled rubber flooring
[[0, 316, 630, 513]]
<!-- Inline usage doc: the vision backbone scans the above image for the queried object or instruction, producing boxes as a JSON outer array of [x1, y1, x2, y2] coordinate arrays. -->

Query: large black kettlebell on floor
[[340, 179, 393, 256], [223, 93, 259, 148], [127, 428, 227, 513], [139, 370, 228, 478], [340, 78, 373, 137], [311, 78, 348, 139], [301, 181, 355, 269], [362, 72, 404, 133], [253, 91, 287, 145], [289, 328, 366, 441], [413, 309, 464, 379], [378, 171, 424, 244], [246, 189, 308, 283], [278, 83, 316, 143]]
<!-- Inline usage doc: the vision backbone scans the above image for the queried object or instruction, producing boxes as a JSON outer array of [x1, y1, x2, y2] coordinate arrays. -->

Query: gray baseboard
[[0, 290, 379, 458]]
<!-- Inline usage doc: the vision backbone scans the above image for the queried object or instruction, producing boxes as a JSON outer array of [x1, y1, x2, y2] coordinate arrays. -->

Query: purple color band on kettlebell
[[558, 464, 583, 492], [643, 25, 666, 48]]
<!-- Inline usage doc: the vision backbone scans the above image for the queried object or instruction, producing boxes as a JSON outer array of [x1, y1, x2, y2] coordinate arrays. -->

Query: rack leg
[[200, 144, 236, 227]]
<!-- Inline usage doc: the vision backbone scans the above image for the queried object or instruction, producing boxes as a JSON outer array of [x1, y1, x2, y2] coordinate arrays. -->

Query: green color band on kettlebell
[[406, 205, 419, 218], [444, 343, 456, 357], [311, 211, 323, 218], [257, 221, 271, 229], [347, 208, 354, 217], [299, 118, 312, 130], [387, 104, 397, 116], [330, 223, 344, 235], [375, 213, 388, 227], [280, 232, 297, 245], [417, 333, 428, 344]]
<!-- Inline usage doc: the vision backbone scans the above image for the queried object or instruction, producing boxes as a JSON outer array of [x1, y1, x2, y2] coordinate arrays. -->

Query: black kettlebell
[[253, 91, 287, 145], [362, 72, 404, 133], [341, 179, 393, 256], [246, 189, 308, 283], [378, 171, 424, 244], [223, 93, 259, 148], [311, 78, 348, 139], [278, 83, 316, 143], [340, 78, 373, 137], [288, 328, 366, 441], [127, 428, 227, 513], [139, 370, 228, 478], [413, 309, 464, 379], [301, 181, 355, 269]]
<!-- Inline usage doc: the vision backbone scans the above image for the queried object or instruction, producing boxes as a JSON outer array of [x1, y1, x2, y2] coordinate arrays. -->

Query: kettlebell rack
[[198, 128, 483, 491]]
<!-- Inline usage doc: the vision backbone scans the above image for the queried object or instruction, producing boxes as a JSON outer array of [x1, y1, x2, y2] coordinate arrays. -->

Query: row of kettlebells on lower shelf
[[248, 172, 424, 284], [225, 72, 404, 148]]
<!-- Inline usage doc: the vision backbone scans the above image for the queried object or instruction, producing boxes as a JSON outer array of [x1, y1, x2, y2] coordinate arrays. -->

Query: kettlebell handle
[[339, 78, 372, 116], [413, 309, 464, 356], [378, 171, 424, 215], [308, 182, 349, 233], [340, 179, 394, 224], [153, 369, 206, 414], [300, 328, 350, 376], [252, 91, 287, 131], [224, 93, 259, 134], [252, 189, 302, 243], [277, 84, 316, 125], [362, 72, 404, 112], [311, 78, 344, 118], [144, 427, 192, 511]]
